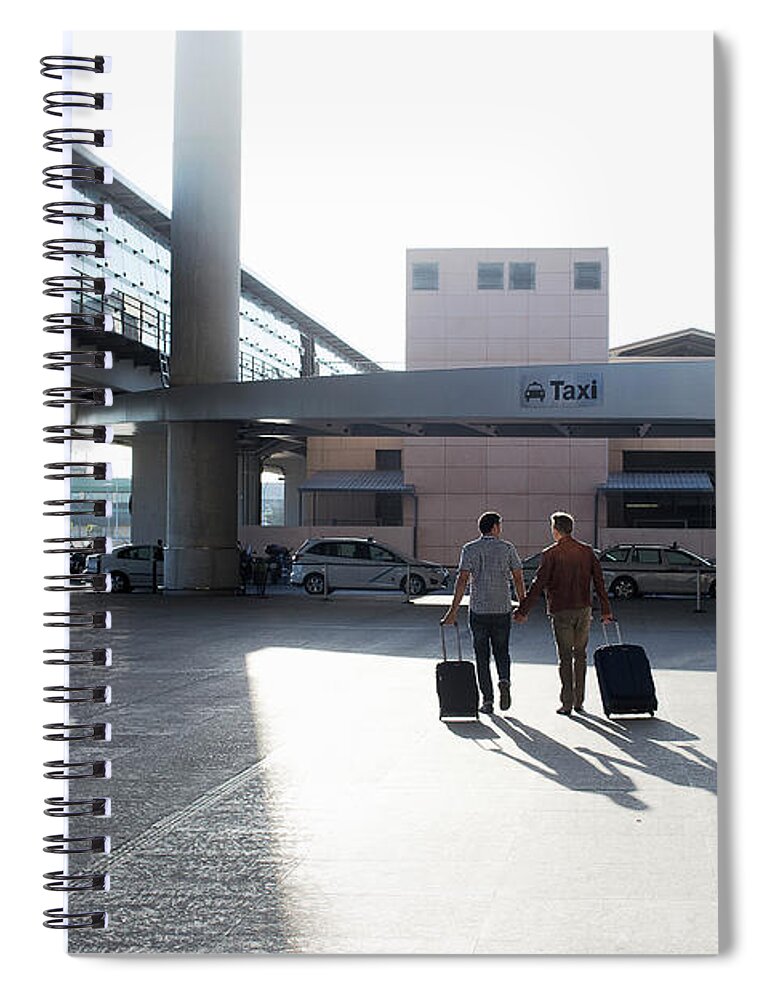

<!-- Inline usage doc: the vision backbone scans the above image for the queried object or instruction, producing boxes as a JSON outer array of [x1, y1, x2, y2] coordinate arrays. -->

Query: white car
[[85, 544, 164, 593], [290, 537, 448, 597]]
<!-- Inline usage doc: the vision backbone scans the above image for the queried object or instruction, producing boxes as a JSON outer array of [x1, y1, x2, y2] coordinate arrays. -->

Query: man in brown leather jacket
[[514, 512, 613, 716]]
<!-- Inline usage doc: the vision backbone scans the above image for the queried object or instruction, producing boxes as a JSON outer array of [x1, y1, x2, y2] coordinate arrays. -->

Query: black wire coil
[[43, 163, 113, 189], [43, 647, 112, 666], [43, 686, 112, 705], [43, 274, 111, 297], [43, 610, 111, 629], [43, 201, 113, 224], [40, 55, 111, 79], [43, 910, 108, 931], [42, 52, 112, 931], [44, 871, 109, 892], [43, 237, 108, 260], [43, 386, 113, 408], [43, 498, 113, 517], [43, 350, 114, 371], [43, 127, 112, 152], [44, 91, 111, 116]]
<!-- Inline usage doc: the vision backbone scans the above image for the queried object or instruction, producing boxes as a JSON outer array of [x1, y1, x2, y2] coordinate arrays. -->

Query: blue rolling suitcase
[[593, 620, 657, 718], [436, 624, 479, 721]]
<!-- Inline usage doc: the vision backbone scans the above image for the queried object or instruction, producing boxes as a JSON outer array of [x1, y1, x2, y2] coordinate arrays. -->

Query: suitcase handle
[[440, 622, 464, 661], [601, 618, 623, 645]]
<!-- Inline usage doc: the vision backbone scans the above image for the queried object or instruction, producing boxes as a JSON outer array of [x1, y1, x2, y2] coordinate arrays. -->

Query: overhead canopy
[[298, 471, 415, 494], [81, 360, 716, 441], [599, 472, 714, 492]]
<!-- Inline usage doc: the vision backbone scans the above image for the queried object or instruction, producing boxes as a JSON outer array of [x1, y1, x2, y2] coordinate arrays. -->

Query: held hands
[[441, 610, 458, 627], [513, 610, 527, 624]]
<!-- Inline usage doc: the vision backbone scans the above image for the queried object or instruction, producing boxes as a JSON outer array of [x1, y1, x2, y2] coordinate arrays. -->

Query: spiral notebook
[[42, 30, 718, 954]]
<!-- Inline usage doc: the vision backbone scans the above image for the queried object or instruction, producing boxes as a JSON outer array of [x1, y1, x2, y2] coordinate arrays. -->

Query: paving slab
[[65, 590, 717, 954]]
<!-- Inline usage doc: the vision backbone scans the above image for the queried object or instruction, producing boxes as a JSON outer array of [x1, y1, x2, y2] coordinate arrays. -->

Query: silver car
[[599, 544, 716, 599], [290, 537, 448, 597], [85, 543, 164, 593]]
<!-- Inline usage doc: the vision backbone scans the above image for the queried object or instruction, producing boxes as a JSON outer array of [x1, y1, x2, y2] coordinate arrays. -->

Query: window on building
[[375, 493, 403, 527], [375, 449, 402, 471], [606, 492, 716, 530], [478, 262, 504, 290], [412, 262, 439, 291], [509, 262, 536, 290], [574, 261, 602, 290]]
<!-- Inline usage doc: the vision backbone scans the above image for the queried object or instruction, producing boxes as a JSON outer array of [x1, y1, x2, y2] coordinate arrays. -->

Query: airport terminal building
[[301, 250, 715, 562], [71, 150, 715, 568]]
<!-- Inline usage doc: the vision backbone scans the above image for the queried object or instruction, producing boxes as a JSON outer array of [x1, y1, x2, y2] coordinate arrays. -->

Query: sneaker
[[556, 706, 572, 716], [574, 704, 585, 714], [499, 683, 511, 712], [480, 700, 494, 714]]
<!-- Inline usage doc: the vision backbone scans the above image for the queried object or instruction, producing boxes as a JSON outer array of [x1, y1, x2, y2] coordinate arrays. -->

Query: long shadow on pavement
[[570, 710, 717, 796], [446, 708, 716, 810], [446, 715, 648, 811]]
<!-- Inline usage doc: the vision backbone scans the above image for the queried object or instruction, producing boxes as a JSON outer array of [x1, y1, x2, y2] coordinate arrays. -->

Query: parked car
[[290, 537, 449, 597], [85, 543, 164, 593], [599, 543, 716, 599]]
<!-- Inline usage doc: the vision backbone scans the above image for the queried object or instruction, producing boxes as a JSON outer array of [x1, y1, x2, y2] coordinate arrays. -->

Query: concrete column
[[130, 428, 168, 545], [238, 451, 262, 526], [170, 31, 242, 385], [166, 31, 242, 590], [166, 423, 238, 590]]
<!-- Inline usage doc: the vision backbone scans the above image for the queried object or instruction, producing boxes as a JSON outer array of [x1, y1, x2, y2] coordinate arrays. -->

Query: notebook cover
[[44, 29, 717, 955]]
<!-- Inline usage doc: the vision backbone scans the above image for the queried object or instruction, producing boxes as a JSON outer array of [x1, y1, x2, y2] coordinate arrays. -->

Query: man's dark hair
[[478, 511, 501, 535], [551, 511, 574, 535]]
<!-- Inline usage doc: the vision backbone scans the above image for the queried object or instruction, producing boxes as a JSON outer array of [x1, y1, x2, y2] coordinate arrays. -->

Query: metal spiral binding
[[43, 163, 114, 189], [42, 53, 112, 932], [44, 92, 112, 116]]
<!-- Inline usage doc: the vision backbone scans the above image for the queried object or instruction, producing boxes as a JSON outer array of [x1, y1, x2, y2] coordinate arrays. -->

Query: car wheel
[[110, 571, 131, 594], [401, 574, 427, 597], [303, 573, 326, 596], [611, 576, 637, 600]]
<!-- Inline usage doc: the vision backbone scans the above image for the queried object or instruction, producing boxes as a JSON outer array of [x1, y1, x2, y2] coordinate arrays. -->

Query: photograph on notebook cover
[[62, 30, 716, 953]]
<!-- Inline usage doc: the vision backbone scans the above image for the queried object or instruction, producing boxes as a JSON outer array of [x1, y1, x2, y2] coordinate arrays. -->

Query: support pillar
[[279, 454, 307, 527], [165, 423, 238, 589], [130, 427, 167, 545], [166, 31, 242, 591]]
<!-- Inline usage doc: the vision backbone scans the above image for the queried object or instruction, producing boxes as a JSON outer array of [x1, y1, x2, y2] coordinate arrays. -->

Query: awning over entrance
[[81, 360, 716, 441], [599, 472, 714, 492], [298, 471, 416, 494]]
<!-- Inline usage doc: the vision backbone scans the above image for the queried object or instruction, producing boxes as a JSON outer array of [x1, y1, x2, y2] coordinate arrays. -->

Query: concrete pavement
[[65, 590, 717, 954]]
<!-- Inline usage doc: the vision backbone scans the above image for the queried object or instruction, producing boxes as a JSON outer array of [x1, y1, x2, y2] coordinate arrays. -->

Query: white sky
[[72, 30, 714, 369]]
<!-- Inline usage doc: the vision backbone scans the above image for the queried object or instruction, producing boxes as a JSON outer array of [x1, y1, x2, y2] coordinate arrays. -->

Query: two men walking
[[442, 510, 612, 715]]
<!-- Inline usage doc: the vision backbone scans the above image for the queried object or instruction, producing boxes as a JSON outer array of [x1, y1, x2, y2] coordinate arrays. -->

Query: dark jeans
[[469, 611, 511, 703]]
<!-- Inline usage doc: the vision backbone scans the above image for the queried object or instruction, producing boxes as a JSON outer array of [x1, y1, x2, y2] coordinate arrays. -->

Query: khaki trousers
[[550, 607, 593, 710]]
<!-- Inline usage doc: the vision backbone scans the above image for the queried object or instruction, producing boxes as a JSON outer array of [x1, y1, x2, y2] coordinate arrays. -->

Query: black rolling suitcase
[[594, 620, 657, 718], [436, 624, 479, 721]]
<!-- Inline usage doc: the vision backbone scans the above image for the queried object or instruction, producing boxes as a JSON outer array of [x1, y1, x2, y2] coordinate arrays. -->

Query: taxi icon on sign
[[524, 381, 546, 402]]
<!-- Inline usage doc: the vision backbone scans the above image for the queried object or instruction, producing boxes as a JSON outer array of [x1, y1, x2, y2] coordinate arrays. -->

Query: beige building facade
[[403, 247, 609, 563]]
